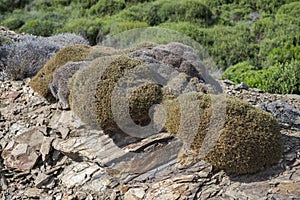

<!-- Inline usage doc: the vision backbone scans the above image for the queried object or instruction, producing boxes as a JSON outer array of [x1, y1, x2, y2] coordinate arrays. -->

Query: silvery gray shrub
[[2, 35, 60, 80]]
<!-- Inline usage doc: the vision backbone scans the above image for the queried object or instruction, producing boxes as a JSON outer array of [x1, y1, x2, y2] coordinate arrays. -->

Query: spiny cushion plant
[[30, 44, 92, 101], [69, 55, 119, 129], [164, 92, 283, 174], [49, 61, 90, 108], [95, 55, 163, 133]]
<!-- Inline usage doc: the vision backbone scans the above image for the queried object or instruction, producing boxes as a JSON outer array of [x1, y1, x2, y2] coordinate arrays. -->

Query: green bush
[[105, 20, 148, 36], [265, 45, 300, 67], [204, 0, 292, 14], [19, 19, 55, 36], [88, 0, 126, 16], [160, 23, 258, 70], [0, 0, 30, 13], [2, 18, 24, 29], [58, 18, 105, 45], [251, 17, 275, 43], [223, 60, 300, 94], [164, 93, 283, 174], [260, 60, 300, 94], [146, 0, 213, 26], [277, 1, 300, 17], [222, 62, 259, 86]]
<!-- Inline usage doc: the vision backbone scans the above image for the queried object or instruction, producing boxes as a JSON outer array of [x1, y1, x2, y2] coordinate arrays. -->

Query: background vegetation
[[0, 0, 299, 94]]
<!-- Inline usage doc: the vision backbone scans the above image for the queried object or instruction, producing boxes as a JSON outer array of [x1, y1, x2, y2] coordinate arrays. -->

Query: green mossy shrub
[[0, 0, 30, 13], [106, 20, 149, 36], [19, 19, 55, 36], [69, 56, 119, 129], [88, 0, 126, 16], [277, 1, 300, 17], [146, 0, 213, 26], [30, 44, 92, 101], [2, 18, 24, 30], [58, 18, 105, 45], [259, 60, 300, 94], [222, 62, 261, 87], [265, 45, 300, 67], [164, 93, 283, 174], [95, 56, 163, 133], [223, 59, 300, 94]]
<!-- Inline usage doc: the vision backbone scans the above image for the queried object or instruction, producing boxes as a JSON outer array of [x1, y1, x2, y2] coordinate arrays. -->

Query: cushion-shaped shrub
[[30, 44, 92, 101], [50, 61, 90, 108], [69, 56, 119, 129], [2, 35, 60, 80], [47, 33, 90, 47], [95, 56, 163, 133], [164, 92, 283, 174]]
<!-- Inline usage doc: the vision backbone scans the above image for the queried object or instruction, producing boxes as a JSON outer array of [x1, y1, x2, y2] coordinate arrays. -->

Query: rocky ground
[[0, 78, 299, 200]]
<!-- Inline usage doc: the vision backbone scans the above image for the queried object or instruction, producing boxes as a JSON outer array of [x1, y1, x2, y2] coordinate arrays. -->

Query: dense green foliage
[[0, 0, 299, 93]]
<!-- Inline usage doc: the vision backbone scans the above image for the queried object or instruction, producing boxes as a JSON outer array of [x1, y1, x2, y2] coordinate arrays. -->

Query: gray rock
[[223, 79, 235, 85], [59, 162, 101, 188], [260, 102, 300, 127], [40, 137, 54, 162], [234, 82, 249, 91], [34, 172, 53, 188], [14, 127, 46, 150]]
